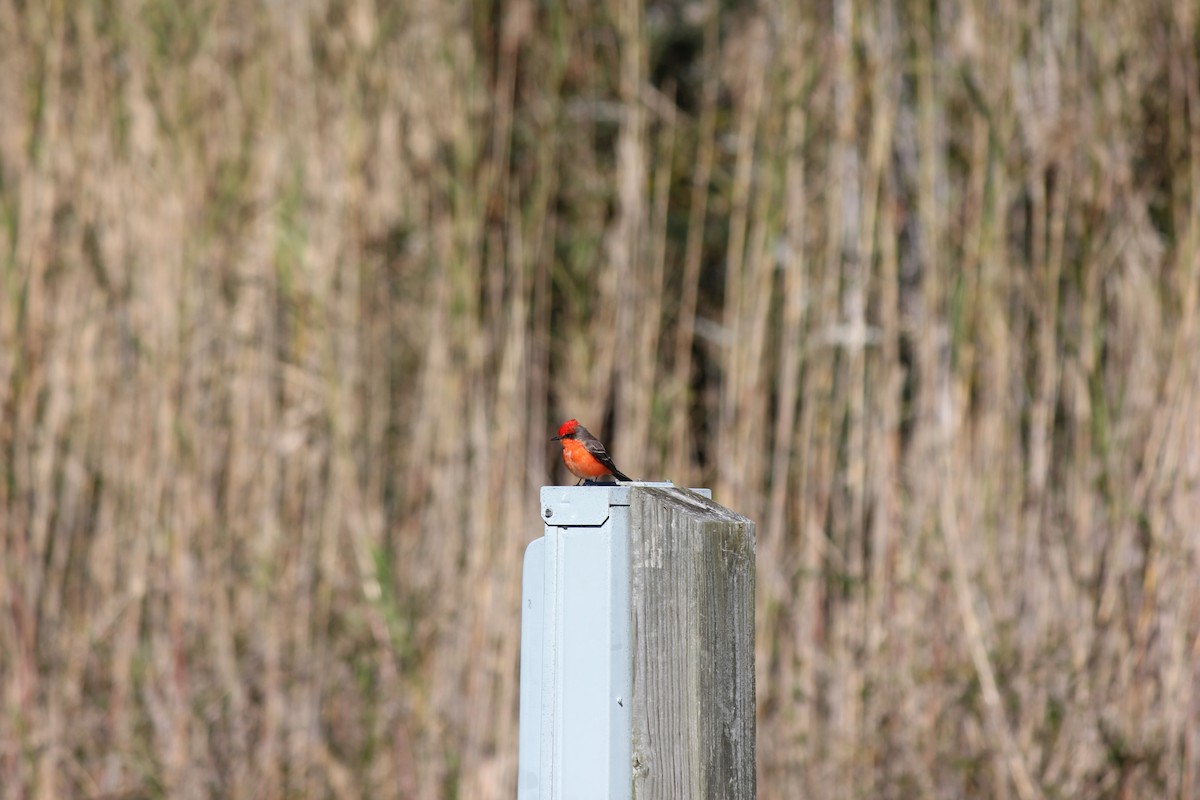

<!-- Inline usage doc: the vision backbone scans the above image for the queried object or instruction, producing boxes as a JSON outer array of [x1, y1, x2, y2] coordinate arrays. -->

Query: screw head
[[543, 507, 553, 519]]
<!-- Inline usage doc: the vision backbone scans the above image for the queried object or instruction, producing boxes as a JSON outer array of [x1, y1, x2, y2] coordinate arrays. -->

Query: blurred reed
[[1, 0, 1198, 798]]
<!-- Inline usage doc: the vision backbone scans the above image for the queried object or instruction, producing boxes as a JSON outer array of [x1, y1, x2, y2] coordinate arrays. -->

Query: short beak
[[551, 434, 562, 441]]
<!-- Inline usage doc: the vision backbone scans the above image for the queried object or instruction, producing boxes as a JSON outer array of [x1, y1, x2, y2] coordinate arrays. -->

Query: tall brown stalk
[[1, 0, 1198, 797]]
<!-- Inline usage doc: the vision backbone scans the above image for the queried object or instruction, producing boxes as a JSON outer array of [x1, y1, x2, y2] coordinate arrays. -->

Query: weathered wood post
[[518, 483, 755, 800]]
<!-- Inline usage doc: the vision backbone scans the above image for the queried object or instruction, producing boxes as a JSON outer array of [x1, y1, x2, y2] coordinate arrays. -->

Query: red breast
[[561, 438, 612, 478]]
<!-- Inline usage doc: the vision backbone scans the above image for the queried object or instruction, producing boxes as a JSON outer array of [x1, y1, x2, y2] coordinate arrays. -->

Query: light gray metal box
[[517, 484, 711, 800]]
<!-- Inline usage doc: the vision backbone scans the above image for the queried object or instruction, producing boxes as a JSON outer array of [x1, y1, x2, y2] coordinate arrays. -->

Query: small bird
[[552, 419, 632, 485]]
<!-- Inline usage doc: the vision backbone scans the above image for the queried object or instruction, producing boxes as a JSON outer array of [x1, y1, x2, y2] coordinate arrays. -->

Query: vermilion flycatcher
[[552, 419, 632, 484]]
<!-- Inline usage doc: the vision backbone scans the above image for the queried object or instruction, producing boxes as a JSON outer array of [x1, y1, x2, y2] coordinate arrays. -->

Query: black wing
[[583, 438, 633, 481]]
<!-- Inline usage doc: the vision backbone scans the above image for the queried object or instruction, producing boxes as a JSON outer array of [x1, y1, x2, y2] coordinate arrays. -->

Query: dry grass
[[2, 0, 1198, 797]]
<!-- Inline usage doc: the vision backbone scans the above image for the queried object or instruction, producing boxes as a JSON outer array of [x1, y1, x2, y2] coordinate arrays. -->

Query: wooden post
[[629, 487, 756, 799], [518, 484, 755, 800]]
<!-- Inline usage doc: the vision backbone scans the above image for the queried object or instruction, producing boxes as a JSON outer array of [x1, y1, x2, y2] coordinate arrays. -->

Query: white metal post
[[517, 483, 728, 800]]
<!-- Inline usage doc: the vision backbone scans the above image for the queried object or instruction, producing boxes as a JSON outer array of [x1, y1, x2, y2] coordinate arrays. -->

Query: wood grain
[[629, 488, 756, 799]]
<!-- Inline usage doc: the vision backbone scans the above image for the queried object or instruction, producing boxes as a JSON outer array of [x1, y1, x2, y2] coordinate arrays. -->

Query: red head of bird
[[552, 419, 581, 441]]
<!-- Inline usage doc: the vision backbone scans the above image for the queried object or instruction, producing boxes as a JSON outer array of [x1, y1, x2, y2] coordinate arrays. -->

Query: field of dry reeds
[[2, 0, 1199, 797]]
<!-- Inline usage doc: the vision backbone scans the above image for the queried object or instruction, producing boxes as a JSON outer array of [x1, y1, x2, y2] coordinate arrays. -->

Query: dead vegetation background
[[2, 0, 1199, 797]]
